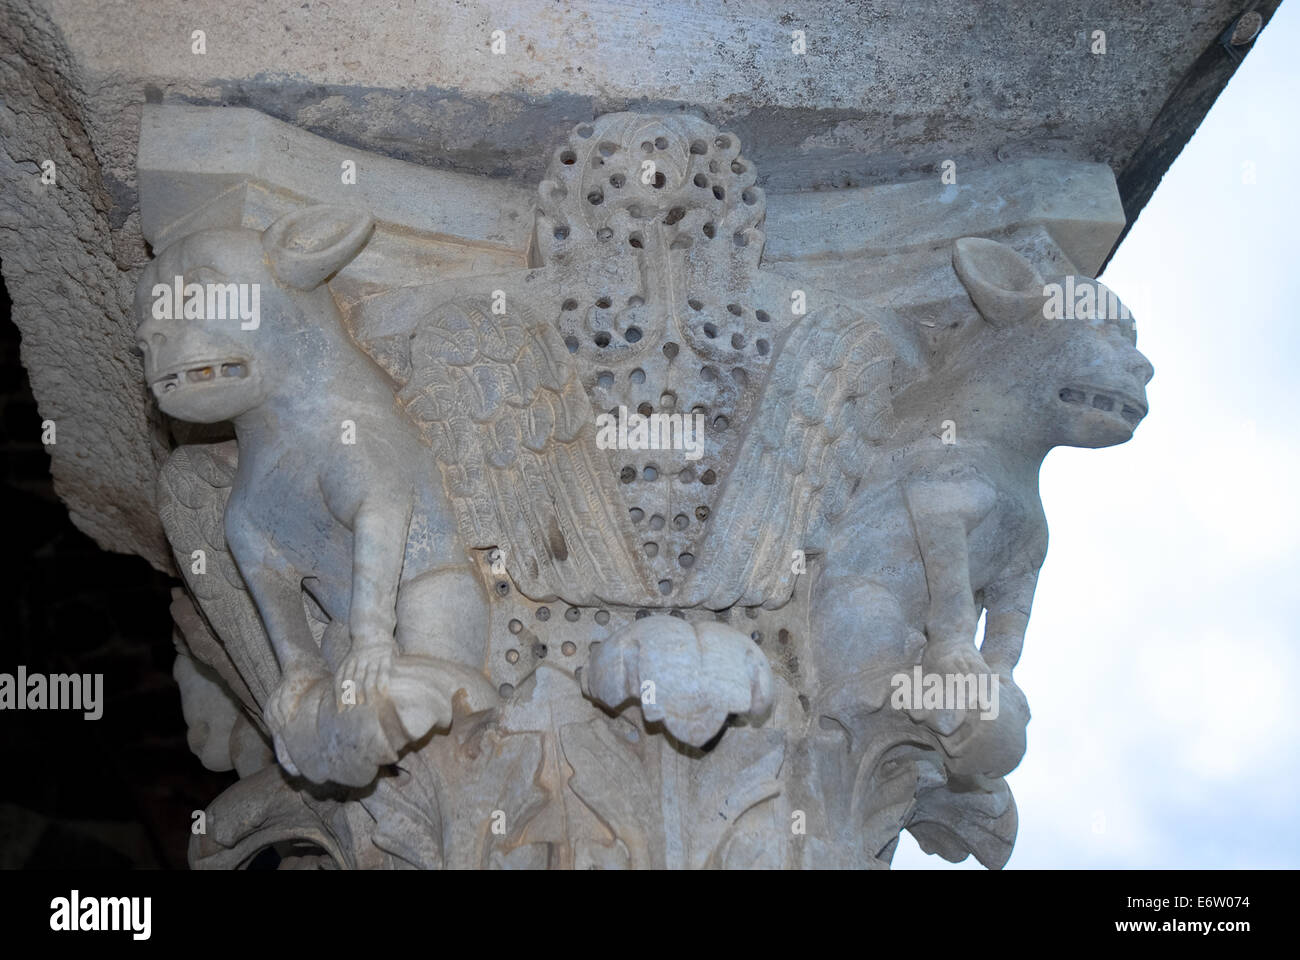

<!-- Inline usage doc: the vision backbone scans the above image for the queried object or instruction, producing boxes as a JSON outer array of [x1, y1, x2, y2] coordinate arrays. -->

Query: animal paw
[[942, 674, 1030, 779], [905, 642, 996, 737], [265, 654, 495, 788], [584, 616, 773, 747], [921, 639, 991, 682], [336, 642, 395, 710], [264, 666, 331, 777]]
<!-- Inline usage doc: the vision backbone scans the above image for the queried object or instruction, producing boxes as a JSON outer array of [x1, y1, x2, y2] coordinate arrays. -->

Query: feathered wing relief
[[395, 298, 660, 606], [158, 441, 279, 709], [139, 111, 1151, 870], [682, 304, 900, 610], [383, 294, 899, 613]]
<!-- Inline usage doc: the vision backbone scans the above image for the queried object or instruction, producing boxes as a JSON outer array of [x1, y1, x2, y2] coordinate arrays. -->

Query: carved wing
[[157, 441, 279, 709], [684, 304, 898, 609], [395, 298, 656, 605]]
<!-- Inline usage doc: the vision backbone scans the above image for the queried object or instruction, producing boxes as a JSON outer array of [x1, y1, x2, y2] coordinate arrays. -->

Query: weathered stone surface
[[0, 0, 1276, 570], [0, 0, 171, 564], [137, 108, 1150, 868], [39, 0, 1277, 193], [0, 0, 1275, 869]]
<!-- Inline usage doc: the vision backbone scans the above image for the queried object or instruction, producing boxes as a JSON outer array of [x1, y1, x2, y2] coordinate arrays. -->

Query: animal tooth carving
[[140, 205, 497, 788], [143, 112, 1152, 869]]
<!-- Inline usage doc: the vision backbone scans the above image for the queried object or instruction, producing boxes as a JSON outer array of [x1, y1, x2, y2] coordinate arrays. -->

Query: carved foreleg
[[978, 564, 1038, 680], [942, 564, 1037, 778], [337, 495, 412, 693], [343, 494, 496, 752], [903, 471, 995, 680], [328, 493, 437, 757], [260, 492, 441, 787]]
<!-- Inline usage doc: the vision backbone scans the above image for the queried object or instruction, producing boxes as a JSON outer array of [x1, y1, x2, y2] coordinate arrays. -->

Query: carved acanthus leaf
[[907, 776, 1018, 870]]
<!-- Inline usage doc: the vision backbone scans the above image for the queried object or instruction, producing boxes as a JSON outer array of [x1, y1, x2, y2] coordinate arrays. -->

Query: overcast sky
[[895, 4, 1300, 869]]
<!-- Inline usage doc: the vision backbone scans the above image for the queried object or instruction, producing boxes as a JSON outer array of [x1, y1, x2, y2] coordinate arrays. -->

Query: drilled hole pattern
[[534, 116, 798, 603], [485, 540, 808, 696]]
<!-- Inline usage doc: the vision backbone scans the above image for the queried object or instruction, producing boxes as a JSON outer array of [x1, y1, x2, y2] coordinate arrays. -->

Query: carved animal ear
[[952, 237, 1045, 326], [262, 206, 375, 290]]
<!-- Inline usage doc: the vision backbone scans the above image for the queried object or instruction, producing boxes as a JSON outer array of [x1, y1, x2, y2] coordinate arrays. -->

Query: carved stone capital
[[137, 108, 1150, 870]]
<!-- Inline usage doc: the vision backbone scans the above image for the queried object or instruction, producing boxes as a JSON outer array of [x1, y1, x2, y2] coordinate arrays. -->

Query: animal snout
[[1129, 352, 1155, 385]]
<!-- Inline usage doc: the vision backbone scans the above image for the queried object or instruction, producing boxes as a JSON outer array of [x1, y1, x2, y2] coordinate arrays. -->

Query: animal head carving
[[135, 205, 374, 422], [943, 237, 1154, 451]]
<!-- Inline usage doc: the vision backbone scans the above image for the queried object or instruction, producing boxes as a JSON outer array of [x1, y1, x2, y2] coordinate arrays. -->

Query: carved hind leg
[[395, 564, 488, 666], [812, 574, 923, 720], [383, 564, 497, 736], [377, 479, 497, 732]]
